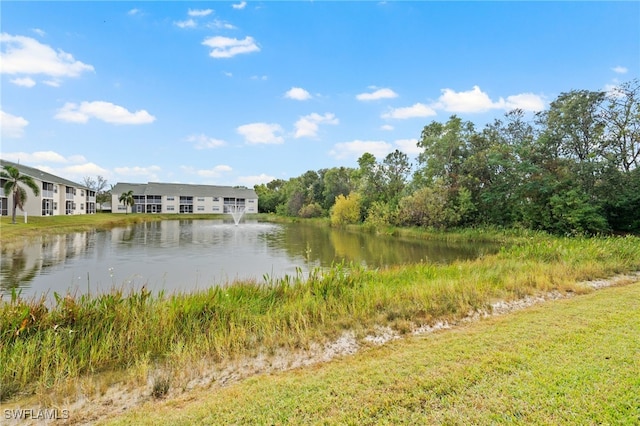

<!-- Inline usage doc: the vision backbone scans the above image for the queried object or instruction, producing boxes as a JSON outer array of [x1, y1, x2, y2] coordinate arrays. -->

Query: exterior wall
[[245, 198, 258, 213], [86, 190, 97, 214], [23, 183, 43, 218], [163, 195, 179, 213], [60, 184, 87, 215], [0, 179, 92, 218], [111, 188, 259, 214]]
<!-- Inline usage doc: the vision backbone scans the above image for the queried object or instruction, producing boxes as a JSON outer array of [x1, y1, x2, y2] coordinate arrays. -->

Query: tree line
[[255, 80, 639, 235]]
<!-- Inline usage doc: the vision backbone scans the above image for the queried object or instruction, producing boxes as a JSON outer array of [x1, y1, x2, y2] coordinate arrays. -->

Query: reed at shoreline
[[1, 232, 639, 402]]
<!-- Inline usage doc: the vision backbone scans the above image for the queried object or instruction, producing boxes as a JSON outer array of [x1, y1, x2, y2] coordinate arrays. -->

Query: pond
[[1, 219, 498, 300]]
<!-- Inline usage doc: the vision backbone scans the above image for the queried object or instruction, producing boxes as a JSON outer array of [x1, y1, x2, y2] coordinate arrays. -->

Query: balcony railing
[[42, 190, 54, 198]]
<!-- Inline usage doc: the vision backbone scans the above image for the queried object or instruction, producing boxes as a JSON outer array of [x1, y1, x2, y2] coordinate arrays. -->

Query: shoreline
[[4, 271, 638, 426]]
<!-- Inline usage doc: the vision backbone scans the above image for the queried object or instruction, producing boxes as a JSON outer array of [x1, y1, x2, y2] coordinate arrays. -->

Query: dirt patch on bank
[[4, 272, 639, 426]]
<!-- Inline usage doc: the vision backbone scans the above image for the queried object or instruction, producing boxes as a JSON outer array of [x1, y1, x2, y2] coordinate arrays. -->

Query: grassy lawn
[[0, 213, 230, 243], [104, 282, 640, 425]]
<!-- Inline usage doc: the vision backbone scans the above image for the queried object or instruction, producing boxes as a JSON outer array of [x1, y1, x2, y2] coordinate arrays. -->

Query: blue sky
[[1, 1, 638, 188]]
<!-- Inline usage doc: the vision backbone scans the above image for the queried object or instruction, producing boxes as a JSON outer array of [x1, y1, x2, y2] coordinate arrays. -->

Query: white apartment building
[[111, 182, 258, 214], [0, 160, 96, 217]]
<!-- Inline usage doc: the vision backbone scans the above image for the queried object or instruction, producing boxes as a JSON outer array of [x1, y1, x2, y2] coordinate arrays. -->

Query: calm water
[[1, 219, 497, 300]]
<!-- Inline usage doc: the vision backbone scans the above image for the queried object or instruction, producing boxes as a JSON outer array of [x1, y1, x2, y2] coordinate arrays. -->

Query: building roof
[[112, 182, 258, 198], [0, 159, 87, 189]]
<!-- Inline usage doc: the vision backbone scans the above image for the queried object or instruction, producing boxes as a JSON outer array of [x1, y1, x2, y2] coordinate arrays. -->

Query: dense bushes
[[256, 80, 640, 235]]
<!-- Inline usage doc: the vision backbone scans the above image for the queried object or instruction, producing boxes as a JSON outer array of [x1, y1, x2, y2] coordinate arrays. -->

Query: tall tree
[[416, 115, 474, 187], [83, 175, 109, 211], [355, 153, 384, 211], [1, 165, 40, 224], [602, 79, 640, 172], [321, 167, 354, 211], [254, 179, 287, 213], [468, 110, 536, 225], [381, 149, 412, 206], [118, 190, 135, 214], [540, 89, 607, 195]]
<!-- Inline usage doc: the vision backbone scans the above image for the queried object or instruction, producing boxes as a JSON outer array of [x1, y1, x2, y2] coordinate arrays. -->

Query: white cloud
[[55, 101, 156, 125], [382, 103, 436, 119], [180, 165, 233, 178], [31, 28, 46, 37], [67, 154, 88, 163], [380, 124, 394, 131], [0, 33, 94, 79], [1, 110, 29, 138], [232, 2, 247, 9], [504, 93, 545, 112], [197, 165, 233, 178], [251, 75, 268, 80], [208, 20, 236, 30], [61, 162, 110, 177], [1, 152, 106, 181], [185, 134, 227, 149], [432, 86, 545, 113], [202, 36, 259, 58], [329, 140, 392, 160], [2, 151, 87, 164], [188, 8, 213, 17], [294, 112, 339, 138], [237, 173, 275, 187], [285, 87, 312, 101], [356, 88, 398, 101], [612, 66, 628, 74], [175, 19, 197, 29], [605, 81, 628, 99], [394, 139, 421, 155], [10, 77, 36, 87], [114, 165, 161, 180], [43, 79, 61, 87], [127, 8, 141, 16], [433, 86, 502, 113], [1, 150, 69, 163], [223, 71, 233, 77], [237, 122, 284, 144]]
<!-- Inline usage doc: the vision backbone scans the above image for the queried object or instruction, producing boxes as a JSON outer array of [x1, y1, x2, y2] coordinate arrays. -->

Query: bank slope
[[104, 281, 640, 425]]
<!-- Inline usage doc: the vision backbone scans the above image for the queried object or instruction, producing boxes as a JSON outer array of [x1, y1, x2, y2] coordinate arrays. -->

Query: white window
[[213, 197, 219, 202], [197, 197, 205, 202], [81, 203, 84, 210], [166, 196, 175, 201], [166, 206, 175, 211], [197, 206, 205, 211], [213, 207, 220, 211]]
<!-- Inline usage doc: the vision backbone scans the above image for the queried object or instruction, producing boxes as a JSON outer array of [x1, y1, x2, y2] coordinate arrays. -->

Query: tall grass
[[1, 235, 639, 401], [108, 282, 640, 425]]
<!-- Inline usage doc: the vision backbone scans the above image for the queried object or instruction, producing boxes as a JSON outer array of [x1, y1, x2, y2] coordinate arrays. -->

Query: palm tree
[[1, 165, 40, 224], [118, 190, 135, 214]]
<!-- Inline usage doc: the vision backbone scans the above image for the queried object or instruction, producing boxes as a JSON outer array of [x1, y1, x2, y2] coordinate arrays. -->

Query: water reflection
[[1, 220, 497, 300]]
